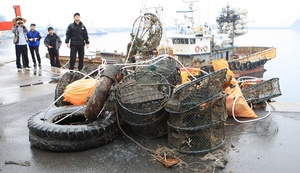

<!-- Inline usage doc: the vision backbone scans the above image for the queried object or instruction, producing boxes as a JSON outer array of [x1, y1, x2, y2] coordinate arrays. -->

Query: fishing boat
[[156, 2, 276, 78]]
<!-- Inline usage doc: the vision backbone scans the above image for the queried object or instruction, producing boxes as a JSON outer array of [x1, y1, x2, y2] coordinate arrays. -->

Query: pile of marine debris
[[27, 10, 282, 171], [27, 54, 281, 171]]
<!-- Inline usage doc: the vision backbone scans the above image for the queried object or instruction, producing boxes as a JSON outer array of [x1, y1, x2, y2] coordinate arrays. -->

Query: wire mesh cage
[[127, 111, 169, 138], [135, 55, 182, 86], [168, 121, 225, 154], [165, 68, 227, 113], [168, 92, 227, 128], [115, 72, 171, 136], [242, 77, 282, 104]]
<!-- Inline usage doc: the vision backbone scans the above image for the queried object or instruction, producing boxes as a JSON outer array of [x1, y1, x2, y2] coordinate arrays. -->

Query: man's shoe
[[33, 63, 37, 67], [25, 67, 30, 71], [17, 68, 22, 72]]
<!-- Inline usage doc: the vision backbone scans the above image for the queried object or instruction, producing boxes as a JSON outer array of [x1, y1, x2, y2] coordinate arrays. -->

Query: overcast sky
[[1, 0, 299, 29]]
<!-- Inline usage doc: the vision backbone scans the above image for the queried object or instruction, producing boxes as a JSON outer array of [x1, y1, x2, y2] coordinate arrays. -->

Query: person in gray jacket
[[44, 27, 62, 68], [12, 16, 30, 71]]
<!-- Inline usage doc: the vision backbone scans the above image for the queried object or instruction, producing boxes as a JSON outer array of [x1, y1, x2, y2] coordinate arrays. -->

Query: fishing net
[[168, 121, 225, 154], [127, 112, 169, 138], [168, 92, 227, 128], [167, 92, 227, 154], [135, 55, 182, 86], [115, 71, 171, 138], [165, 68, 227, 113], [242, 78, 282, 104]]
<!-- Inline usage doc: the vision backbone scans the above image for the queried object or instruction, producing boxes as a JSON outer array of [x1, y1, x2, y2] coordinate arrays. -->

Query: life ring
[[195, 46, 200, 52], [203, 46, 208, 52]]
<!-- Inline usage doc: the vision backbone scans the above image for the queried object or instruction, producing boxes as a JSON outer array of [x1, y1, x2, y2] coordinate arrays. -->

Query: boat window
[[190, 39, 195, 44], [184, 39, 189, 44], [180, 38, 185, 44], [172, 38, 179, 44]]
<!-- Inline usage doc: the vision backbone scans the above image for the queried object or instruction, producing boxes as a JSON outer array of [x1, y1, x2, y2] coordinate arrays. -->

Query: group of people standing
[[12, 12, 89, 71]]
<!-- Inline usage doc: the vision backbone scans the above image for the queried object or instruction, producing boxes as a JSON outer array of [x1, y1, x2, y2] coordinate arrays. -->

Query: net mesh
[[115, 71, 171, 138], [135, 55, 182, 86], [128, 112, 169, 138], [168, 93, 227, 128], [116, 71, 171, 114], [168, 122, 225, 154], [242, 77, 282, 104], [165, 68, 227, 113]]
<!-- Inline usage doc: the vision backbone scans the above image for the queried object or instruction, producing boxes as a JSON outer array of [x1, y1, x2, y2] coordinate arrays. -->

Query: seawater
[[0, 29, 299, 102]]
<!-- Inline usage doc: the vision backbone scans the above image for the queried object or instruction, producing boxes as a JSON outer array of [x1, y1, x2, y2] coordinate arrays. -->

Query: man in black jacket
[[44, 27, 62, 68], [65, 13, 89, 71]]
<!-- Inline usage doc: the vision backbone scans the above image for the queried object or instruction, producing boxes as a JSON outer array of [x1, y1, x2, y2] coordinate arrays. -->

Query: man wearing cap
[[65, 12, 89, 71], [12, 16, 30, 71], [27, 23, 42, 67]]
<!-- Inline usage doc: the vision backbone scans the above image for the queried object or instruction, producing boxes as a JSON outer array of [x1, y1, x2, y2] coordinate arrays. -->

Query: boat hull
[[46, 52, 126, 69], [170, 46, 276, 78], [233, 66, 266, 78]]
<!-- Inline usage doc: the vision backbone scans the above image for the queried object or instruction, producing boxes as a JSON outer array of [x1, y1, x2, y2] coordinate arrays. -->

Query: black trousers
[[69, 45, 84, 71], [48, 49, 61, 68], [15, 44, 29, 68], [29, 46, 41, 65]]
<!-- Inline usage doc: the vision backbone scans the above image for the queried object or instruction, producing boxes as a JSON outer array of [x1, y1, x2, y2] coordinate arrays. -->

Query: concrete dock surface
[[0, 59, 300, 173]]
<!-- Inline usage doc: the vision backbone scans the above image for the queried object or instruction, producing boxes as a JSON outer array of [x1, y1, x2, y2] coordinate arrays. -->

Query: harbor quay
[[0, 59, 300, 173]]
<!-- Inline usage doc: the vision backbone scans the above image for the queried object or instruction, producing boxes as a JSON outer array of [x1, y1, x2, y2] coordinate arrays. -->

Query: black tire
[[240, 63, 247, 71], [208, 65, 215, 73], [54, 72, 84, 107], [251, 61, 259, 69], [201, 65, 208, 73], [261, 59, 267, 65], [245, 61, 251, 70], [228, 62, 235, 70], [233, 61, 241, 70], [80, 64, 102, 78], [27, 106, 119, 152]]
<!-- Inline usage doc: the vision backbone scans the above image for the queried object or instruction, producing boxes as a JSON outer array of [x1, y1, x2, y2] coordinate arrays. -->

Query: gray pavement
[[0, 59, 300, 173]]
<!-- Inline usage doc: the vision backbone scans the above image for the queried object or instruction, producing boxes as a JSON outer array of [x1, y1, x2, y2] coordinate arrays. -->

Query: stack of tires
[[27, 106, 119, 152], [165, 68, 228, 154], [28, 64, 120, 152]]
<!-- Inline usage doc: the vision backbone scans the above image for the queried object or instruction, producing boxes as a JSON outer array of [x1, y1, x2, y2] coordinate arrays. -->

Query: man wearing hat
[[12, 16, 30, 71], [27, 23, 42, 67], [65, 12, 89, 71]]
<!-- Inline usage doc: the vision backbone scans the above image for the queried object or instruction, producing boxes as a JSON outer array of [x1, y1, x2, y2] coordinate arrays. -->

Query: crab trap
[[116, 71, 171, 138], [168, 121, 225, 154], [242, 77, 282, 104], [135, 55, 182, 86], [167, 93, 227, 154], [165, 68, 227, 113], [168, 92, 227, 128]]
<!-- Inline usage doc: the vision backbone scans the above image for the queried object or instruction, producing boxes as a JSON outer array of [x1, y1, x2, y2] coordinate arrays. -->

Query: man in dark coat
[[65, 13, 89, 71], [44, 27, 62, 68]]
